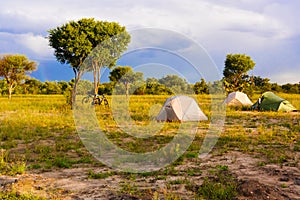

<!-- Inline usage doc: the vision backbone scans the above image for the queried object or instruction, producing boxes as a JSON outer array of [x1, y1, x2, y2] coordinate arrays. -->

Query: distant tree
[[0, 54, 37, 99], [144, 82, 173, 95], [98, 82, 114, 95], [23, 78, 42, 94], [223, 54, 255, 93], [48, 18, 130, 105], [146, 77, 159, 83], [158, 74, 190, 94], [251, 76, 271, 92], [130, 78, 171, 95], [58, 81, 71, 94], [207, 80, 225, 94], [109, 66, 144, 97], [193, 78, 209, 94], [270, 83, 282, 92], [40, 81, 62, 94], [77, 80, 93, 95], [282, 83, 299, 94]]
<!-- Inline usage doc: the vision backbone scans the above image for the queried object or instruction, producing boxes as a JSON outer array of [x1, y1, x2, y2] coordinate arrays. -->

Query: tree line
[[0, 18, 299, 101], [0, 67, 298, 97]]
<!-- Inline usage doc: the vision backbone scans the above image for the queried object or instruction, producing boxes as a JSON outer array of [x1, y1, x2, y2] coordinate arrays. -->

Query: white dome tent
[[223, 91, 253, 107], [156, 95, 208, 122]]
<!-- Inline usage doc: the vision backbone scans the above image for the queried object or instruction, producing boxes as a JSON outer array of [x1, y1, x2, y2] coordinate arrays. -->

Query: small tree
[[193, 78, 209, 94], [223, 54, 255, 93], [109, 66, 144, 97], [0, 54, 37, 99]]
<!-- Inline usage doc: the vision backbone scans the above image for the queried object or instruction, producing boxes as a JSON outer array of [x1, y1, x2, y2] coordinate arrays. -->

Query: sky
[[0, 0, 299, 84]]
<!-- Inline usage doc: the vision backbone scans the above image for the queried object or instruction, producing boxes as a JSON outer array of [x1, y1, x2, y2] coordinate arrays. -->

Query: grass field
[[0, 94, 299, 199]]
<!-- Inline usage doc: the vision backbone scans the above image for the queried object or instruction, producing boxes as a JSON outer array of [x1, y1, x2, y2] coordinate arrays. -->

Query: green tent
[[251, 92, 297, 112]]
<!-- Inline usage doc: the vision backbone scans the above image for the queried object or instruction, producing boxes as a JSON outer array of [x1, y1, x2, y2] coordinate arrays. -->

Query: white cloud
[[18, 33, 53, 58], [0, 32, 53, 59]]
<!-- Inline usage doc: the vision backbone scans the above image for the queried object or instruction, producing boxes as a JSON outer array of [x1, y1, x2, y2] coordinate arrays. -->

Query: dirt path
[[1, 151, 300, 199]]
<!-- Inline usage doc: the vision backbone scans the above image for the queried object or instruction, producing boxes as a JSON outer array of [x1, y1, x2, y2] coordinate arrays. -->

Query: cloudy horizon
[[0, 0, 299, 84]]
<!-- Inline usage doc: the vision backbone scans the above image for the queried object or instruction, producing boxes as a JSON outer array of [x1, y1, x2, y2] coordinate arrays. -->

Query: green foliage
[[159, 74, 193, 94], [223, 54, 255, 93], [77, 79, 93, 95], [109, 66, 141, 83], [207, 80, 225, 94], [49, 18, 109, 73], [97, 82, 113, 95], [23, 78, 43, 94], [194, 78, 209, 94], [143, 81, 174, 95], [282, 83, 300, 94], [48, 18, 130, 104], [0, 79, 8, 95], [0, 54, 37, 99], [39, 81, 62, 94], [109, 66, 144, 96]]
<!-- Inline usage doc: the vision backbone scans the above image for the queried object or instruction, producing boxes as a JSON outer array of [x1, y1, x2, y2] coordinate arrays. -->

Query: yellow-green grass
[[0, 94, 299, 171], [0, 94, 299, 199]]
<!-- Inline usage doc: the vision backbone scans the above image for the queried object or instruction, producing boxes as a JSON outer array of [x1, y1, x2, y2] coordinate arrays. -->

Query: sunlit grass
[[1, 94, 299, 168], [0, 94, 299, 199]]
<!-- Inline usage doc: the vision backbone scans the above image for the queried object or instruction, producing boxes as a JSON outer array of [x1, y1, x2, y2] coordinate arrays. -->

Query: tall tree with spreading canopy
[[48, 18, 130, 104], [223, 54, 255, 92], [0, 54, 37, 99]]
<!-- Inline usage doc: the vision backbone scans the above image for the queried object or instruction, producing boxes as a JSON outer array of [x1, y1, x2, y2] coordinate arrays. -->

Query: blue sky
[[0, 0, 299, 84]]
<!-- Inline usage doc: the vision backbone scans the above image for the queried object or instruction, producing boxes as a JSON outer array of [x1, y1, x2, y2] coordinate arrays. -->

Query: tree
[[58, 81, 71, 94], [40, 81, 62, 94], [144, 82, 173, 95], [98, 82, 114, 95], [0, 54, 37, 99], [48, 18, 130, 105], [158, 74, 191, 94], [251, 76, 271, 92], [83, 30, 130, 94], [282, 83, 299, 94], [223, 54, 255, 93], [109, 66, 144, 97], [23, 78, 42, 94], [193, 78, 209, 94]]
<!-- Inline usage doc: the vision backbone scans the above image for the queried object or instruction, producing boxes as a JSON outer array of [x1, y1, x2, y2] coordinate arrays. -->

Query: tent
[[251, 91, 297, 112], [156, 95, 208, 122], [223, 91, 253, 107]]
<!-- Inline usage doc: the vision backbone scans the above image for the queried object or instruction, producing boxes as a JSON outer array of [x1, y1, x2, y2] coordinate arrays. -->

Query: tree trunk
[[8, 85, 13, 99], [71, 71, 82, 109], [125, 82, 129, 99], [93, 65, 97, 95], [97, 66, 101, 85]]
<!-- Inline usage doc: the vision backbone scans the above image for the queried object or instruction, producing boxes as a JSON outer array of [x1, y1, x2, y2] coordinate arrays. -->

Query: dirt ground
[[1, 151, 299, 200]]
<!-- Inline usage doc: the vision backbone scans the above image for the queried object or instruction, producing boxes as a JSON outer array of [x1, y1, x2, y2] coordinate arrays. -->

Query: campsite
[[0, 93, 299, 199], [0, 3, 300, 199]]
